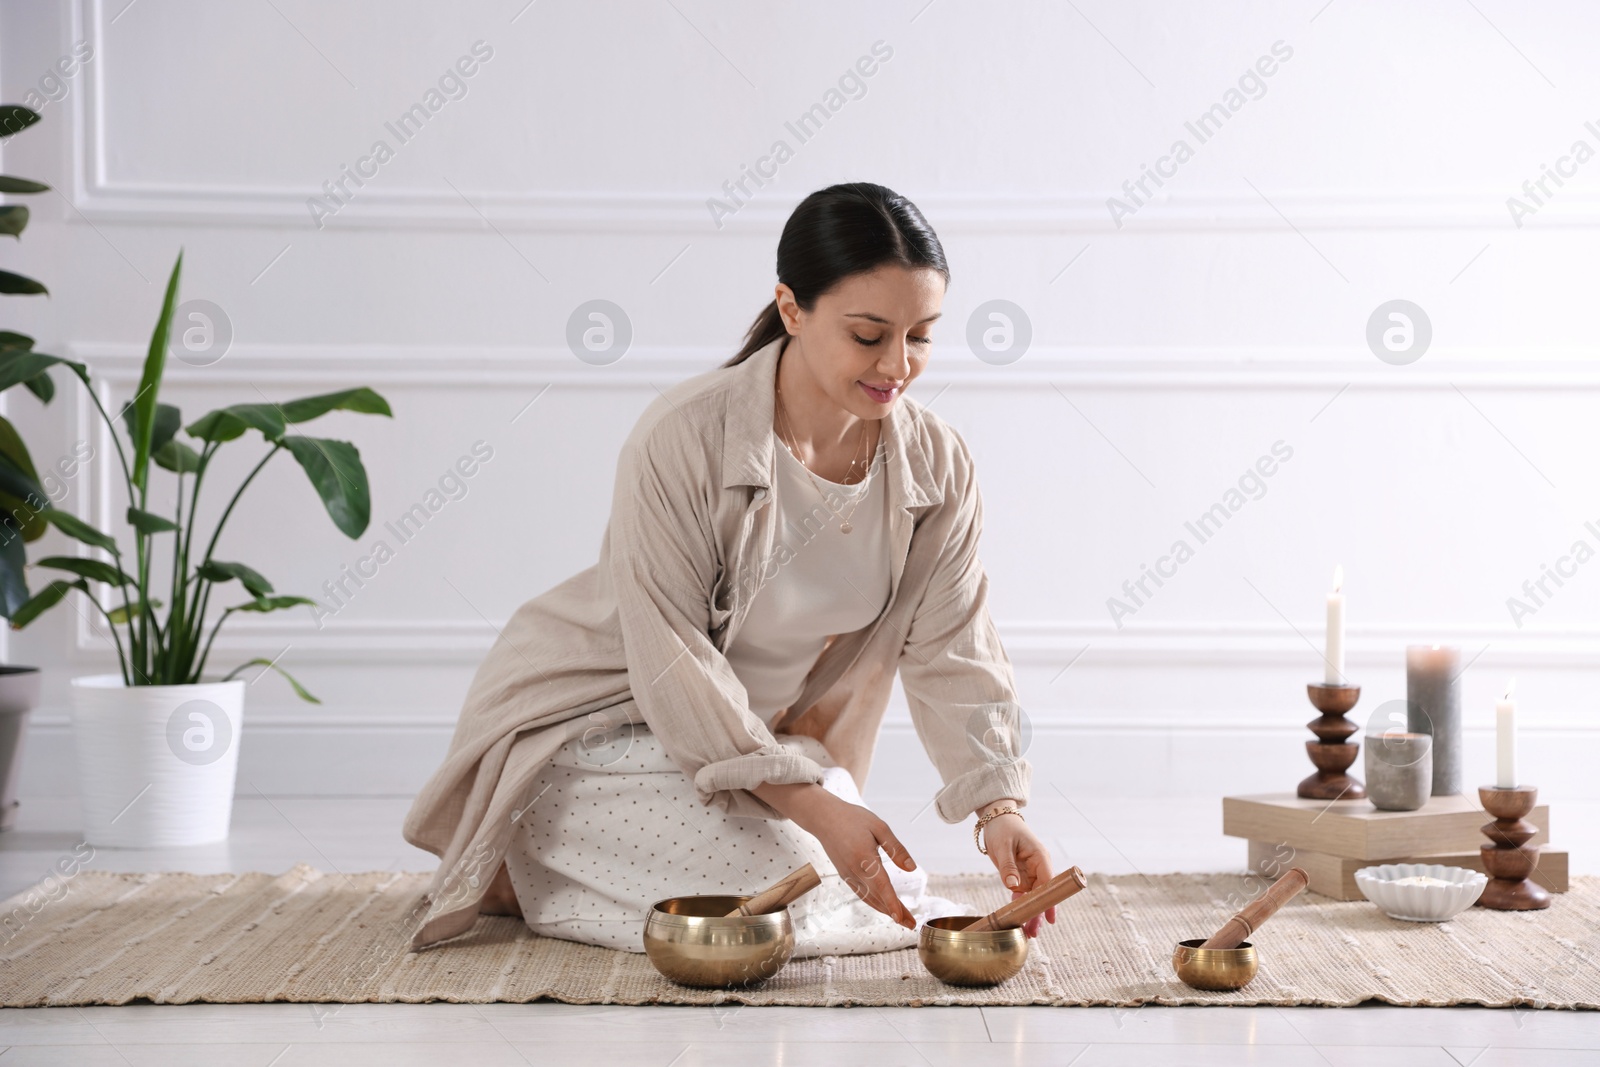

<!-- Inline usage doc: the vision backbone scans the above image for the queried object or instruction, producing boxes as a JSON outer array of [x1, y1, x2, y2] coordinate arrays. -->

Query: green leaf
[[107, 597, 162, 624], [196, 560, 274, 598], [0, 350, 88, 394], [40, 508, 116, 552], [221, 656, 321, 703], [126, 506, 179, 534], [0, 352, 68, 394], [0, 412, 50, 542], [0, 205, 27, 239], [22, 369, 54, 404], [276, 387, 393, 424], [0, 414, 46, 505], [0, 493, 45, 543], [0, 176, 49, 194], [282, 436, 370, 538], [9, 578, 84, 629], [121, 400, 182, 456], [0, 451, 47, 511], [233, 594, 317, 613], [0, 107, 41, 140], [0, 414, 40, 477], [184, 403, 286, 444], [0, 454, 47, 543], [0, 270, 46, 295], [34, 555, 129, 585], [0, 343, 54, 401], [153, 438, 201, 473], [0, 523, 30, 619], [131, 252, 182, 493]]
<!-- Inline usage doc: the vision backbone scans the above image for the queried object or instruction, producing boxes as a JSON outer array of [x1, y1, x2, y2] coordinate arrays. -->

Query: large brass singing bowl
[[917, 916, 1029, 987], [643, 894, 795, 988], [1172, 938, 1258, 991]]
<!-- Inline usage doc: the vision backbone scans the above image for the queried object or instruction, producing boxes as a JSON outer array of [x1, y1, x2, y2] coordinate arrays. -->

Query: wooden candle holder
[[1477, 785, 1551, 911], [1298, 683, 1366, 801]]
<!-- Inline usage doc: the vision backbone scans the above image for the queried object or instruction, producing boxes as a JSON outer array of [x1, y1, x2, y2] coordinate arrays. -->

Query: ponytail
[[730, 300, 789, 368]]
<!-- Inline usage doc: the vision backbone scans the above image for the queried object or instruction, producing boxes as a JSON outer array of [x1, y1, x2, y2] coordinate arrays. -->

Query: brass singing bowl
[[917, 916, 1029, 987], [1172, 938, 1258, 991], [643, 894, 795, 988]]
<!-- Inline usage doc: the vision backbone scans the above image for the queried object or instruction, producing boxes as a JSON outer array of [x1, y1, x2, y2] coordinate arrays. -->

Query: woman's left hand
[[980, 811, 1056, 938]]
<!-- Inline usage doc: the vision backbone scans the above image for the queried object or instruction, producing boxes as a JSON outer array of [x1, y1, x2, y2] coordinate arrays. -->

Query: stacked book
[[1222, 792, 1569, 901]]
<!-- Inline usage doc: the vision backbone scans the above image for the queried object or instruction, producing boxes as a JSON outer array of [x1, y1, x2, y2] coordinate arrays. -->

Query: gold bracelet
[[973, 806, 1023, 855]]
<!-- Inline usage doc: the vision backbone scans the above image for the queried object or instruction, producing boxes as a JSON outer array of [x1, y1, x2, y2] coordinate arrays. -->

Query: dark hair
[[721, 183, 949, 367]]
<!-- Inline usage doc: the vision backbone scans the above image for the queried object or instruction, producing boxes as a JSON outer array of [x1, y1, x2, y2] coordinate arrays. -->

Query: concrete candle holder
[[1364, 732, 1432, 811]]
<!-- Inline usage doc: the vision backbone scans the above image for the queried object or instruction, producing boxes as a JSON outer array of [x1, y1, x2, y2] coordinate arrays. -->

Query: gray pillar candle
[[1406, 645, 1462, 796]]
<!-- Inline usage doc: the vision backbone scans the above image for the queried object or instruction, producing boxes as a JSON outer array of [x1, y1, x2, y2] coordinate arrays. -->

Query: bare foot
[[479, 860, 523, 918]]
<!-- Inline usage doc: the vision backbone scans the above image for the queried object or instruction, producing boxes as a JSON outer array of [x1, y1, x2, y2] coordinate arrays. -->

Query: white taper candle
[[1496, 679, 1517, 789], [1325, 565, 1345, 685]]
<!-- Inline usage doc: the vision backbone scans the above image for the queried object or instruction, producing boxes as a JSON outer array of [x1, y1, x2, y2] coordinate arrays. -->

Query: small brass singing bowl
[[1172, 938, 1258, 991], [643, 895, 795, 989], [917, 916, 1029, 987]]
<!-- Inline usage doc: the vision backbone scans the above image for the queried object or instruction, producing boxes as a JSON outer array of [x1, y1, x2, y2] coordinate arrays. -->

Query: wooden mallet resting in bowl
[[1200, 866, 1309, 949], [916, 866, 1088, 987], [1170, 866, 1310, 991], [722, 863, 823, 917]]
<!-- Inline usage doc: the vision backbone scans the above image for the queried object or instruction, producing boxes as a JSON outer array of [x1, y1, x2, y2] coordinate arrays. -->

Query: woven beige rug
[[3, 864, 1597, 1008]]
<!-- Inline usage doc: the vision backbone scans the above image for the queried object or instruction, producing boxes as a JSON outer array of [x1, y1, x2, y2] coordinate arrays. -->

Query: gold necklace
[[774, 386, 877, 534]]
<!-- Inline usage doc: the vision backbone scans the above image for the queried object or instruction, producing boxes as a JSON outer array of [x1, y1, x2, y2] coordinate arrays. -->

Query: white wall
[[2, 0, 1596, 806]]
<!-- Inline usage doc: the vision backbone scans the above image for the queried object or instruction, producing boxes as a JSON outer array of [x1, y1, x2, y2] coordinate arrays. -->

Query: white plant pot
[[69, 674, 246, 848], [0, 666, 42, 832]]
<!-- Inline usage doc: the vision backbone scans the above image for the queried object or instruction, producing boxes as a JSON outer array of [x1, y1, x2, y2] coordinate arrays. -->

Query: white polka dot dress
[[504, 726, 977, 955]]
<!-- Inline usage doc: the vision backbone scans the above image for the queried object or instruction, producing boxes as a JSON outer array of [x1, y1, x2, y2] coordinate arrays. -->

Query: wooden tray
[[1223, 792, 1549, 860]]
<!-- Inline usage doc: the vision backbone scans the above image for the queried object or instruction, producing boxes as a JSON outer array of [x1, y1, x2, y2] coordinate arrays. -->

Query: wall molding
[[67, 2, 1600, 235], [17, 717, 1600, 800], [21, 714, 1600, 734], [70, 184, 1600, 236], [68, 611, 1600, 664], [64, 343, 1600, 391]]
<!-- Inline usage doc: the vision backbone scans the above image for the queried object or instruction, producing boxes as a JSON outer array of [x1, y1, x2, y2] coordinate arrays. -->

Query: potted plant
[[0, 102, 52, 832], [0, 244, 391, 847]]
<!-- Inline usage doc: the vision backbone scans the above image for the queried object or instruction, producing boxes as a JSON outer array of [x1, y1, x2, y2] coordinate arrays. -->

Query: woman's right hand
[[753, 782, 919, 929]]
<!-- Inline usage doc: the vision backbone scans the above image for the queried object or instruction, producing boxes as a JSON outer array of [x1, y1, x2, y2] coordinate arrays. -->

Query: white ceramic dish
[[1354, 863, 1488, 922]]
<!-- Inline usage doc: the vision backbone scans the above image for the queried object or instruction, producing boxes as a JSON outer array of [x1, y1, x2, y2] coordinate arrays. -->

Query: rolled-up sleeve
[[607, 424, 825, 820], [898, 433, 1032, 824]]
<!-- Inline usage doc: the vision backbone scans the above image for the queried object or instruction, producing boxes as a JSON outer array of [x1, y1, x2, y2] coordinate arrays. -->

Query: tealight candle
[[1391, 875, 1454, 888]]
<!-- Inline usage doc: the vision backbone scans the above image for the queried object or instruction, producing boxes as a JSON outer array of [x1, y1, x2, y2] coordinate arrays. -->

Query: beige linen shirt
[[401, 334, 1031, 950]]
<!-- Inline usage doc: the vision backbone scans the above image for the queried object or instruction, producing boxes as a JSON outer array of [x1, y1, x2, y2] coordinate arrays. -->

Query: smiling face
[[773, 264, 946, 431]]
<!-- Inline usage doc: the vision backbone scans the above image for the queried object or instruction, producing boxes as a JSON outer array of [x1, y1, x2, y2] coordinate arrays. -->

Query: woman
[[402, 182, 1057, 955]]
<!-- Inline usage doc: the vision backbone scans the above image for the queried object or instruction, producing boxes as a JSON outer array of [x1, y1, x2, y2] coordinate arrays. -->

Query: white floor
[[1, 792, 1596, 1066]]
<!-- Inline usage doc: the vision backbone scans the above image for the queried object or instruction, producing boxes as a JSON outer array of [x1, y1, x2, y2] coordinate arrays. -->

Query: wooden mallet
[[957, 865, 1088, 932], [723, 863, 823, 917], [1199, 867, 1309, 950]]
